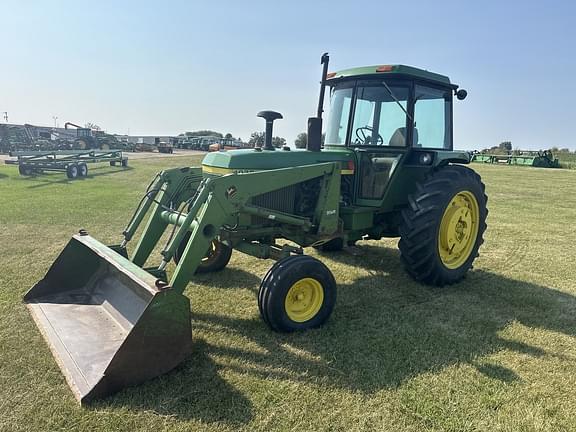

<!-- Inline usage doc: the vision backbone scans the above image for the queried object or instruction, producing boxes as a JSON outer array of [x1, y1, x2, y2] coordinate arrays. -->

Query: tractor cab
[[324, 65, 465, 207]]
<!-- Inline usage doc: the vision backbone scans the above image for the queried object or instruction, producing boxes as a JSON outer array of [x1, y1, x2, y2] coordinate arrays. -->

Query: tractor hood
[[202, 148, 356, 175]]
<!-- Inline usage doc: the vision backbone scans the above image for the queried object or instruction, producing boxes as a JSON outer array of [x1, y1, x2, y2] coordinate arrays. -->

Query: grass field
[[1, 158, 575, 432]]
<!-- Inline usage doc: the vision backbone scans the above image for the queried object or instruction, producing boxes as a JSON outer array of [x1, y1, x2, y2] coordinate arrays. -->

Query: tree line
[[176, 130, 329, 149]]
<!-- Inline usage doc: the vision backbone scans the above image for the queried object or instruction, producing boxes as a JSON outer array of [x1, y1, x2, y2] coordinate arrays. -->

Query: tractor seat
[[389, 127, 419, 147]]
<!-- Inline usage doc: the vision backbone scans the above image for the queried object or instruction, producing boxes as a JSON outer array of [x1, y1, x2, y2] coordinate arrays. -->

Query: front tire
[[398, 165, 488, 286], [258, 255, 336, 332], [173, 232, 232, 273]]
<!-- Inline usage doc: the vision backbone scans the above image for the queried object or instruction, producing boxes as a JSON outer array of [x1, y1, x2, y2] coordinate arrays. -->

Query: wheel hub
[[284, 278, 324, 323], [438, 191, 480, 269]]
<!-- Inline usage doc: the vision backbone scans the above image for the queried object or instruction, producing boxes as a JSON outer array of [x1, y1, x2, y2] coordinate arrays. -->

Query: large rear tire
[[258, 255, 336, 332], [398, 165, 487, 286], [313, 237, 344, 252]]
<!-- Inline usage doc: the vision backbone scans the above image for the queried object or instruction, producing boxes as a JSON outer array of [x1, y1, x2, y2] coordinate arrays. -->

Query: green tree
[[184, 130, 223, 138], [294, 132, 307, 148], [248, 131, 265, 147], [224, 133, 233, 139], [85, 122, 101, 131], [498, 141, 512, 152], [272, 136, 286, 148]]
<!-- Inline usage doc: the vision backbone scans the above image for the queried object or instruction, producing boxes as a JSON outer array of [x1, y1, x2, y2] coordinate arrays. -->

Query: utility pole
[[52, 116, 58, 128]]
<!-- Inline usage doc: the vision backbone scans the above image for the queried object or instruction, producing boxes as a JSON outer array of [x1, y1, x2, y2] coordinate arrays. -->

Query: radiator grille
[[251, 185, 297, 225]]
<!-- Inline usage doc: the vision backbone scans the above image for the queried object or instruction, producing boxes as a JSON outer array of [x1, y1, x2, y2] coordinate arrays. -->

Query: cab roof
[[327, 64, 457, 89]]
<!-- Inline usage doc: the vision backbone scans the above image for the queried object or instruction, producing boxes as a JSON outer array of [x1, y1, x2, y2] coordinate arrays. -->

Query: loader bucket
[[24, 234, 192, 404]]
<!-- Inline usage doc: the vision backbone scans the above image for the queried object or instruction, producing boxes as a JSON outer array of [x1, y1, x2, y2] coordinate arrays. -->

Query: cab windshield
[[325, 82, 410, 147], [324, 84, 353, 145]]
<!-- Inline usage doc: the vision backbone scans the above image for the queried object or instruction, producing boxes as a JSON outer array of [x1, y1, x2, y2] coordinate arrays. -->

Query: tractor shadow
[[25, 166, 133, 189], [95, 339, 254, 425], [108, 245, 575, 423], [190, 245, 575, 393], [192, 267, 262, 290]]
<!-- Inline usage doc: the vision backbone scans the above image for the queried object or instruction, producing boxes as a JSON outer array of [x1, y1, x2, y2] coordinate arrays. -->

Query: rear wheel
[[77, 163, 88, 177], [66, 164, 79, 179], [398, 165, 487, 286], [18, 165, 33, 176], [258, 255, 336, 332], [173, 232, 232, 273], [75, 139, 88, 150], [313, 237, 344, 252]]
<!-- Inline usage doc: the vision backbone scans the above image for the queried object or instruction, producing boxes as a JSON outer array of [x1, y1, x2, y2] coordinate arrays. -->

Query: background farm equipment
[[177, 135, 243, 151], [64, 122, 126, 151], [157, 139, 175, 153], [208, 137, 251, 152], [0, 124, 35, 153], [471, 150, 559, 168], [0, 123, 130, 153], [25, 54, 488, 403], [6, 149, 128, 179]]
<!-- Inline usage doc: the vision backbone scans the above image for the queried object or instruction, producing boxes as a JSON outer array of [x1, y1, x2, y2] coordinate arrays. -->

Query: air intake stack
[[257, 111, 283, 150]]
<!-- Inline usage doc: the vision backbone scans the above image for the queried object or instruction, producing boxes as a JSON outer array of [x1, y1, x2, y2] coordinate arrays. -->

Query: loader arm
[[23, 162, 342, 403], [125, 162, 341, 294]]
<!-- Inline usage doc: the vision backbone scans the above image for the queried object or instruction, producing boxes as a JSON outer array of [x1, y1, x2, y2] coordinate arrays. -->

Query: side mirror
[[456, 89, 468, 100]]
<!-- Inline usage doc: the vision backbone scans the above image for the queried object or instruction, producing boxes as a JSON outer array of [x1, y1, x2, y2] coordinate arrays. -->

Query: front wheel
[[173, 232, 232, 273], [258, 255, 336, 332], [398, 165, 488, 286]]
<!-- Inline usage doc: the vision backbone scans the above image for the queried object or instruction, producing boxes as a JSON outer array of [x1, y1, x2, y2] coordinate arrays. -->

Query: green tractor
[[24, 54, 487, 403]]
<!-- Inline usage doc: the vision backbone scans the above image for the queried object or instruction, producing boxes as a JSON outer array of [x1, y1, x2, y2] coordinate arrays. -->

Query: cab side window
[[413, 86, 452, 149]]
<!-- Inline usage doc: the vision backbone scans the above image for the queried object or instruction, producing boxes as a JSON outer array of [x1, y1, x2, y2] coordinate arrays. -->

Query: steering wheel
[[355, 126, 384, 145]]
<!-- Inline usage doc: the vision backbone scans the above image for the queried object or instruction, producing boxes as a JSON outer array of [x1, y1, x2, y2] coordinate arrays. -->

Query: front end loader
[[25, 54, 488, 403]]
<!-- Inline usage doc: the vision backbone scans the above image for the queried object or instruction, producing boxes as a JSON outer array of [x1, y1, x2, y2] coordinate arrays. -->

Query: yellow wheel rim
[[284, 278, 324, 322], [438, 191, 480, 269], [201, 240, 219, 264]]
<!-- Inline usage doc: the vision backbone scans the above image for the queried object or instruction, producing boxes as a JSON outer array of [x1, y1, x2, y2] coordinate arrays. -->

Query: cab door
[[349, 82, 411, 207]]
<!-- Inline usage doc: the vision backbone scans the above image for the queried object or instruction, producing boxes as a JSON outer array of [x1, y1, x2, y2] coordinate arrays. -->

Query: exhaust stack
[[307, 52, 330, 152]]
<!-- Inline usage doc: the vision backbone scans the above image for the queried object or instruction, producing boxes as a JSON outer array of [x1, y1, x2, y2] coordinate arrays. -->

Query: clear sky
[[1, 0, 575, 150]]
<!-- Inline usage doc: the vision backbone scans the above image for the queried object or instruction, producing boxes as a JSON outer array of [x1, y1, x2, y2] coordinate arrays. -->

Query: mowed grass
[[1, 158, 575, 432]]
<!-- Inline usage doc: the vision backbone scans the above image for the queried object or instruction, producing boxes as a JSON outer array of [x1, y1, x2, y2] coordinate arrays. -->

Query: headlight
[[419, 153, 433, 165]]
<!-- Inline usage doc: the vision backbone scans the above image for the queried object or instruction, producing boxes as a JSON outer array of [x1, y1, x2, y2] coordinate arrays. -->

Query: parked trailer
[[5, 150, 129, 179]]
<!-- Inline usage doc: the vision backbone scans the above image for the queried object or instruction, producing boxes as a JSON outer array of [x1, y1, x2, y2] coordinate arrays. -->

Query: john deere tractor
[[24, 54, 487, 403]]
